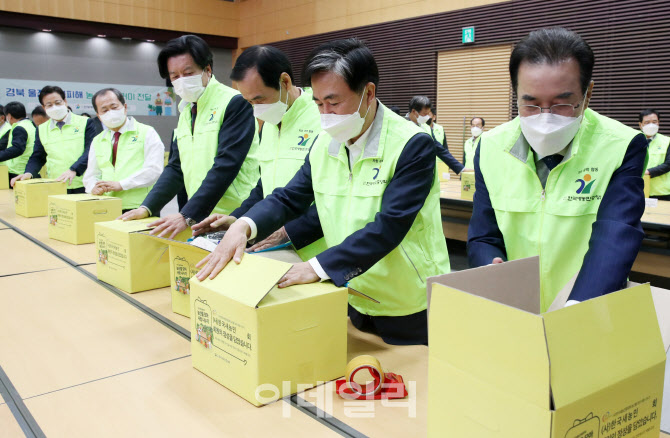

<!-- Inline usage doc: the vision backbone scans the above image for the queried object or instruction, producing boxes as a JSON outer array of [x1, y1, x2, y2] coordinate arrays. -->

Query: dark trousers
[[67, 187, 86, 194], [651, 194, 670, 201], [348, 304, 428, 346], [8, 173, 17, 188]]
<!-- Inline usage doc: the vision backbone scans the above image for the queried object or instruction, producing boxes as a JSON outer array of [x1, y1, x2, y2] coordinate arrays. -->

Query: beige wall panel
[[238, 0, 509, 47], [437, 44, 513, 175]]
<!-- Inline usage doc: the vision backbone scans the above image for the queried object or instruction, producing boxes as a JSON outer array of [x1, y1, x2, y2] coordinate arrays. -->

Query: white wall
[[0, 26, 233, 147]]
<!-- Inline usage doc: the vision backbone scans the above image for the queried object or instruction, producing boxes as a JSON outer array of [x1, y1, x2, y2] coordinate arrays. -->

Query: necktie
[[191, 103, 198, 132], [112, 131, 121, 167], [56, 121, 65, 130], [541, 154, 563, 172]]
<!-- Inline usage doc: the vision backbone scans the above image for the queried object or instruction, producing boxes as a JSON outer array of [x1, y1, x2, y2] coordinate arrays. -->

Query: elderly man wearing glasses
[[467, 27, 648, 311]]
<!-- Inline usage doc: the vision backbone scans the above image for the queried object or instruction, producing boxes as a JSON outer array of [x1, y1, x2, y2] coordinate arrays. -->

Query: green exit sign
[[462, 26, 475, 44]]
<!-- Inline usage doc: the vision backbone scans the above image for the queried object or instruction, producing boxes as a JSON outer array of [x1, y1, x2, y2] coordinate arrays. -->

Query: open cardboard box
[[14, 179, 67, 217], [48, 194, 122, 244], [190, 252, 378, 407], [94, 218, 191, 293], [144, 234, 306, 318], [426, 256, 670, 438]]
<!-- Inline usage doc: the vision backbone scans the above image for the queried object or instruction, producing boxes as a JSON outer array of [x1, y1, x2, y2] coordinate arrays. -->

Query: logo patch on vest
[[206, 108, 219, 124], [575, 173, 595, 194], [365, 159, 387, 186], [564, 167, 601, 202], [73, 127, 80, 133], [293, 129, 315, 150], [131, 135, 139, 143]]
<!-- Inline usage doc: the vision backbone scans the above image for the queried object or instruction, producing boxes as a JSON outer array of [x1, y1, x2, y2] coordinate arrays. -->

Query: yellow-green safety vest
[[0, 122, 11, 140], [5, 119, 36, 175], [423, 122, 445, 145], [175, 76, 260, 215], [463, 137, 476, 170], [258, 87, 326, 261], [38, 113, 88, 189], [646, 133, 670, 196], [309, 103, 451, 316], [479, 108, 641, 312], [91, 119, 154, 210]]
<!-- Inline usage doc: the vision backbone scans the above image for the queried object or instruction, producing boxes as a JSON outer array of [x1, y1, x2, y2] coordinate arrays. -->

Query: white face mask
[[172, 71, 208, 103], [100, 108, 127, 129], [253, 82, 288, 125], [471, 126, 483, 138], [46, 104, 69, 121], [520, 112, 583, 159], [642, 123, 659, 137], [416, 114, 430, 125], [320, 91, 370, 143]]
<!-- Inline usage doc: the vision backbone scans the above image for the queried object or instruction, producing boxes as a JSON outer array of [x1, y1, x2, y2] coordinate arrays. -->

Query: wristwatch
[[180, 212, 197, 227]]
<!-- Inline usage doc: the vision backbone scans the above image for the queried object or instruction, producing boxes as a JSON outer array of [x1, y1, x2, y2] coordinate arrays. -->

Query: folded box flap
[[18, 179, 64, 185], [95, 218, 158, 233], [543, 284, 666, 409], [651, 286, 670, 352], [427, 256, 541, 314], [192, 254, 291, 308], [49, 194, 119, 202]]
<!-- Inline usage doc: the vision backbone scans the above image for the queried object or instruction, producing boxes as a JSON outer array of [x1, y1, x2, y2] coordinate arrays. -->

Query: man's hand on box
[[57, 169, 77, 186], [195, 220, 251, 280], [491, 257, 504, 264], [117, 207, 150, 221], [10, 173, 32, 187], [191, 214, 235, 236], [149, 213, 188, 239], [277, 262, 319, 288], [247, 226, 289, 253]]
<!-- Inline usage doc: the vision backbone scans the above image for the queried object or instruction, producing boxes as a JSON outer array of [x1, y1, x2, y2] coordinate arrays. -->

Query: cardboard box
[[145, 234, 306, 318], [0, 165, 8, 190], [190, 253, 350, 406], [48, 194, 122, 244], [437, 161, 451, 182], [426, 257, 670, 438], [460, 171, 475, 200], [14, 179, 67, 217], [94, 218, 191, 293], [644, 173, 651, 198]]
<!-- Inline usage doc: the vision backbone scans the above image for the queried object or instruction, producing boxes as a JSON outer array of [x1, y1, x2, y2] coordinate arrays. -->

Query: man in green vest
[[468, 27, 647, 311], [84, 88, 164, 212], [119, 35, 260, 239], [195, 38, 451, 345], [639, 109, 670, 200], [192, 45, 325, 260], [0, 102, 36, 183], [463, 116, 484, 170], [407, 95, 465, 174], [10, 85, 102, 194]]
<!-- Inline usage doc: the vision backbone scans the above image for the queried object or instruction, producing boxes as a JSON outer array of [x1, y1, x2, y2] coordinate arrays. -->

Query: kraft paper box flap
[[651, 286, 670, 352], [427, 256, 541, 314], [542, 283, 666, 409], [49, 194, 120, 202], [430, 282, 551, 409], [194, 254, 291, 308], [98, 218, 160, 233], [258, 281, 347, 307], [17, 179, 64, 185]]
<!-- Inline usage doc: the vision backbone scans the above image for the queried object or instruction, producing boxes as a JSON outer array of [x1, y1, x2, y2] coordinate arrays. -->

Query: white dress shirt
[[240, 118, 375, 280], [83, 116, 164, 193]]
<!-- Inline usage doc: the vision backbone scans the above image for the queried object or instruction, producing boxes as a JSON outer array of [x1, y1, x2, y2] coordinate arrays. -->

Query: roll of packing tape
[[344, 355, 385, 396]]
